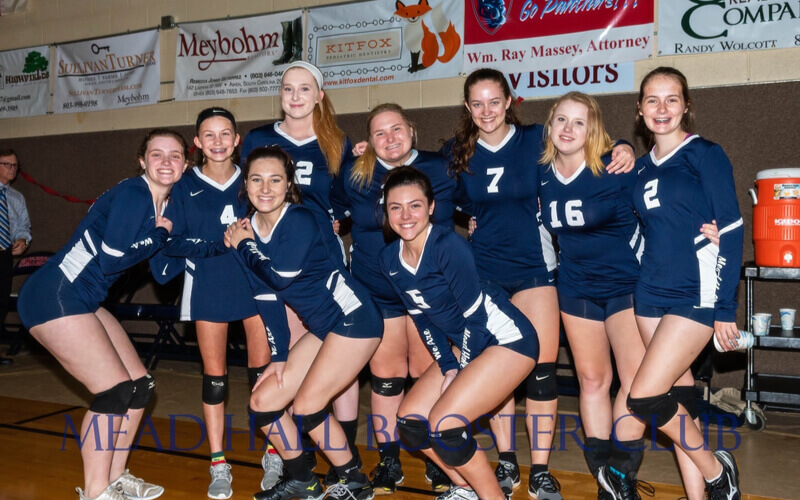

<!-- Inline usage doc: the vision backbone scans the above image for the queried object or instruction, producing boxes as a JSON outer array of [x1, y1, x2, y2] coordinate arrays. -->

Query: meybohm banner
[[658, 0, 800, 56], [307, 0, 463, 88], [0, 45, 49, 119], [53, 30, 160, 114], [174, 10, 303, 101]]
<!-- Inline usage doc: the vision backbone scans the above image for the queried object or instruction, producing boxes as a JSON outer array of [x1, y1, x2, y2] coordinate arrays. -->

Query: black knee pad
[[627, 392, 678, 428], [526, 362, 557, 401], [248, 406, 285, 429], [129, 374, 156, 409], [248, 364, 269, 391], [202, 374, 228, 405], [430, 426, 477, 467], [371, 376, 406, 397], [299, 407, 328, 434], [669, 386, 699, 420], [90, 380, 135, 414], [397, 416, 431, 451]]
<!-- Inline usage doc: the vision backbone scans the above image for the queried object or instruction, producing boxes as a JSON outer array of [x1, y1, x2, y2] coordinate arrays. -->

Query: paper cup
[[752, 313, 771, 336], [780, 308, 796, 330]]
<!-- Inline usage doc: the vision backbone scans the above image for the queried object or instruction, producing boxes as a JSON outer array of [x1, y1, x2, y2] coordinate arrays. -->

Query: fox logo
[[395, 0, 461, 73]]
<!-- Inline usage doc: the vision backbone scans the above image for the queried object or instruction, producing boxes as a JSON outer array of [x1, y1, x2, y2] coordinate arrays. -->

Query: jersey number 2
[[295, 161, 313, 186], [643, 179, 661, 209], [220, 205, 237, 224], [486, 167, 504, 193]]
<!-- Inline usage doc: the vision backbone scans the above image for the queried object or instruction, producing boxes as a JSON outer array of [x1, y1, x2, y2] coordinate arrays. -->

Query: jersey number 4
[[220, 204, 237, 224], [643, 179, 661, 209], [548, 200, 585, 228]]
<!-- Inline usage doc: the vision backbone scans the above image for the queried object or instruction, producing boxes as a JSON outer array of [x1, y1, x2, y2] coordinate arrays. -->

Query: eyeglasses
[[0, 162, 19, 169]]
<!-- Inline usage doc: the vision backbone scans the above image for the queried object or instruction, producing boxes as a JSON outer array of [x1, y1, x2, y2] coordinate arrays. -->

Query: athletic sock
[[530, 464, 548, 475], [498, 451, 518, 465], [608, 438, 645, 476], [334, 454, 367, 483], [378, 441, 400, 461], [340, 418, 359, 453], [210, 451, 226, 466], [284, 454, 315, 481]]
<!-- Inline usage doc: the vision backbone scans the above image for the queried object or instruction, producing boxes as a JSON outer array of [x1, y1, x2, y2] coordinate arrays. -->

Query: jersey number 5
[[295, 161, 313, 186], [643, 179, 661, 210], [220, 204, 237, 225], [549, 200, 585, 228], [486, 167, 504, 193]]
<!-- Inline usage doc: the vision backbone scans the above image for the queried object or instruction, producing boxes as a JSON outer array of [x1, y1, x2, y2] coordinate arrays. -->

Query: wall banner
[[53, 30, 160, 114], [174, 10, 302, 101], [658, 0, 800, 55], [307, 0, 463, 89], [464, 0, 654, 74], [507, 62, 635, 99], [0, 45, 50, 119]]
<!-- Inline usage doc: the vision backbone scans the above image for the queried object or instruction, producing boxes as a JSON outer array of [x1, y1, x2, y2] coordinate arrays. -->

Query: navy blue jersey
[[332, 149, 456, 274], [162, 167, 257, 321], [241, 122, 351, 265], [235, 204, 379, 360], [539, 155, 643, 299], [445, 125, 557, 282], [50, 176, 168, 302], [379, 225, 537, 374], [633, 135, 743, 322]]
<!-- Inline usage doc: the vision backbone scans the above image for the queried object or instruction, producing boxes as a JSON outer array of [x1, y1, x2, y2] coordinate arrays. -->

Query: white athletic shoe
[[436, 485, 479, 500], [77, 485, 126, 500], [208, 463, 233, 499], [261, 446, 284, 490], [112, 470, 164, 500]]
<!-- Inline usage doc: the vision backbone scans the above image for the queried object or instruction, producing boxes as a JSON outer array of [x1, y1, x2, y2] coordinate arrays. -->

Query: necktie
[[0, 189, 12, 251]]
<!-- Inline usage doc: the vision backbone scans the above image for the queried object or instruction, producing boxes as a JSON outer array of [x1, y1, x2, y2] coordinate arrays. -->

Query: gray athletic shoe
[[208, 463, 233, 499], [494, 460, 520, 494], [261, 447, 284, 490], [112, 470, 164, 500], [77, 485, 126, 500], [436, 486, 479, 500], [528, 471, 563, 500]]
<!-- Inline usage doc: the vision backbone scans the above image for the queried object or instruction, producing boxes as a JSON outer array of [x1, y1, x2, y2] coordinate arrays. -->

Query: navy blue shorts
[[350, 258, 406, 319], [559, 293, 634, 322], [18, 265, 101, 329], [480, 270, 556, 299], [319, 273, 384, 341], [634, 302, 715, 328]]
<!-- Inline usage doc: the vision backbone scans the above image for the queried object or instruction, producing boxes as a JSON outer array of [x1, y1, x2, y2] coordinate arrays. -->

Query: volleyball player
[[17, 129, 187, 500], [379, 166, 538, 500], [226, 146, 383, 500], [331, 103, 455, 494]]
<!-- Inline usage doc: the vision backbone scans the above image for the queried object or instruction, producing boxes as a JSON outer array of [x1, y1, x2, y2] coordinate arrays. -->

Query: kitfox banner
[[53, 30, 159, 114], [307, 0, 463, 88], [658, 0, 800, 56], [0, 45, 50, 119], [464, 0, 654, 73], [174, 10, 303, 101]]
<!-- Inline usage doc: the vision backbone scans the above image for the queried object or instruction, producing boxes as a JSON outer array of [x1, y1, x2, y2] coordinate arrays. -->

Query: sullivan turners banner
[[53, 30, 160, 114], [307, 0, 463, 88], [174, 10, 303, 100], [464, 0, 654, 73], [0, 45, 50, 119], [658, 0, 800, 56]]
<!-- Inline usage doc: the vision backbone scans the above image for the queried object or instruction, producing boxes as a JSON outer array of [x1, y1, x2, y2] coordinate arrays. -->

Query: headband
[[283, 61, 324, 89], [196, 107, 237, 132]]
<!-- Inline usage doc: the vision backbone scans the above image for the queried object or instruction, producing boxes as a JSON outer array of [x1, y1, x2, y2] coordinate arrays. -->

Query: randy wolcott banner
[[53, 30, 159, 114], [307, 0, 463, 88], [659, 0, 800, 55], [174, 10, 303, 100], [464, 0, 654, 74], [0, 45, 49, 119]]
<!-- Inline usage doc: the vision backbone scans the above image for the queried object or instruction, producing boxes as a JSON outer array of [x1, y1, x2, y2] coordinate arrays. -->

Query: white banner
[[307, 0, 463, 89], [507, 63, 635, 100], [0, 45, 49, 119], [658, 1, 800, 55], [174, 10, 302, 101], [54, 30, 160, 114]]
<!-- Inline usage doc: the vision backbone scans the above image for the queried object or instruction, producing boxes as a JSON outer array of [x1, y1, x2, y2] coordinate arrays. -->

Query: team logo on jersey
[[471, 0, 511, 35]]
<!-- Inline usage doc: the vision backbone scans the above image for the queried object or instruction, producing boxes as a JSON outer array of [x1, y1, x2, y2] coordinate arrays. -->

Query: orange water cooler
[[749, 168, 800, 267]]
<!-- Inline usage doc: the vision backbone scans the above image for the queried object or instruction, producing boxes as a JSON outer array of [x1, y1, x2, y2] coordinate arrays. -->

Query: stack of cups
[[780, 308, 796, 331]]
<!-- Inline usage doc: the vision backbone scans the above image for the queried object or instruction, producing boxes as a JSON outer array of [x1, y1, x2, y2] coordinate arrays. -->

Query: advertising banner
[[307, 0, 463, 88], [507, 62, 634, 99], [658, 0, 800, 55], [174, 10, 302, 101], [0, 0, 27, 15], [464, 0, 654, 73], [53, 30, 160, 114], [0, 45, 49, 119]]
